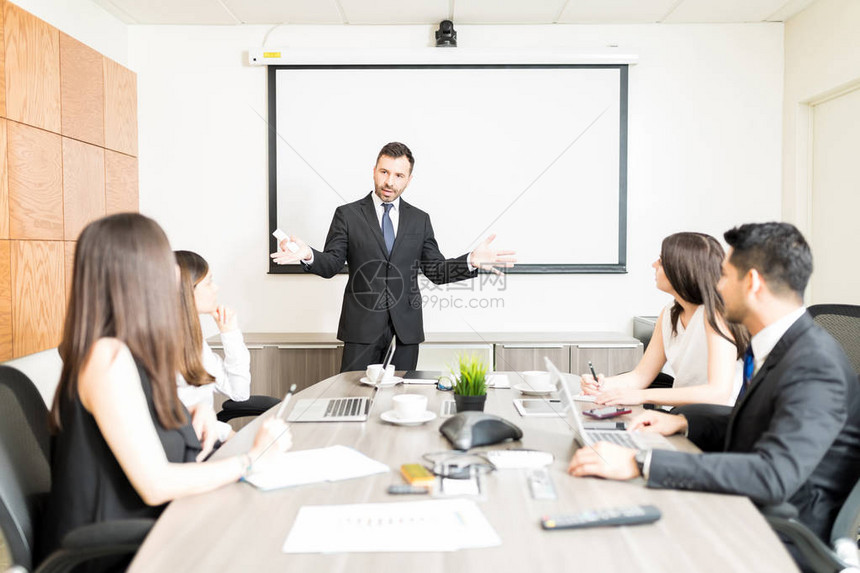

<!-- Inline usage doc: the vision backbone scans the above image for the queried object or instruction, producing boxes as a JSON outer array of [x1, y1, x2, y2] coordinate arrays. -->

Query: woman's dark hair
[[661, 232, 749, 358], [53, 213, 186, 431], [174, 250, 214, 387]]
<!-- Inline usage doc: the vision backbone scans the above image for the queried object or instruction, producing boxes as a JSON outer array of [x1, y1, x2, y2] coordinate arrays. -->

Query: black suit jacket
[[303, 194, 478, 345], [649, 312, 860, 540]]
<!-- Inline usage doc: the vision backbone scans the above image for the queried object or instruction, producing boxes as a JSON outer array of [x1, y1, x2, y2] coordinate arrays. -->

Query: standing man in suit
[[568, 222, 859, 546], [271, 142, 515, 372]]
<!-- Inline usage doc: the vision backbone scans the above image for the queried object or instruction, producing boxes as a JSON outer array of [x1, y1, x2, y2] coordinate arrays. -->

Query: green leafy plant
[[451, 354, 488, 397]]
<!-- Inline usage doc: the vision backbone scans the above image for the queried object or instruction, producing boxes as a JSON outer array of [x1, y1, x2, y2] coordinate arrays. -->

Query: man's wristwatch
[[634, 449, 651, 480]]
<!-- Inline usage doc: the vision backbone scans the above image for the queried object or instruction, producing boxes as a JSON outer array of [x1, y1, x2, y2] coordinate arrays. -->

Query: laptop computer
[[545, 357, 675, 451], [286, 337, 395, 422]]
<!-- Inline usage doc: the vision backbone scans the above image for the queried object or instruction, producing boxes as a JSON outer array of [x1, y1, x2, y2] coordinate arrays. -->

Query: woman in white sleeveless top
[[581, 232, 748, 407]]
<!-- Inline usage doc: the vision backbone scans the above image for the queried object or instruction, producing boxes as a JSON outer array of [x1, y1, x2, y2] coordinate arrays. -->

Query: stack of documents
[[243, 445, 389, 491], [283, 499, 501, 553]]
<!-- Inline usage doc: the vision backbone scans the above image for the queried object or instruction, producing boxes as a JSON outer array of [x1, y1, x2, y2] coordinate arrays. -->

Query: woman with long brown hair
[[581, 232, 749, 407], [175, 250, 250, 442], [41, 213, 290, 561]]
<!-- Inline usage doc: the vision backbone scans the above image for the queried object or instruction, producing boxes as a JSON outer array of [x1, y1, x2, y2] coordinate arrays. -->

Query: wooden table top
[[129, 372, 797, 573]]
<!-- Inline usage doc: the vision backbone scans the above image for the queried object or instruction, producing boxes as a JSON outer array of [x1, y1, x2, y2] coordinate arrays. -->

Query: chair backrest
[[0, 366, 52, 570], [807, 304, 860, 374]]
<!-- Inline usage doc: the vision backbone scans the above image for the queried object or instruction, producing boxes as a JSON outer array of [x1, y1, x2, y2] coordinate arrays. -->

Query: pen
[[275, 383, 298, 420], [588, 361, 600, 389]]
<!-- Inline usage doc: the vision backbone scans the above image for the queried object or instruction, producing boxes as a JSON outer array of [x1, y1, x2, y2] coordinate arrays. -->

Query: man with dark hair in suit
[[271, 142, 515, 372], [569, 222, 859, 557]]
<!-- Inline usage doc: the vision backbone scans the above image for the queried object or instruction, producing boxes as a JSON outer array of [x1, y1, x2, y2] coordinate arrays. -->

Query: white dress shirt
[[749, 306, 807, 375], [176, 328, 251, 441], [371, 193, 400, 235]]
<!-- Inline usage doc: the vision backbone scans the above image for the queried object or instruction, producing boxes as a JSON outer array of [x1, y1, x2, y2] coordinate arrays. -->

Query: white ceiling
[[93, 0, 818, 26]]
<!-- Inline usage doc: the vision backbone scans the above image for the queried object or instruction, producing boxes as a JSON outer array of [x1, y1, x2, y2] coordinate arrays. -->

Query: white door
[[810, 87, 860, 304]]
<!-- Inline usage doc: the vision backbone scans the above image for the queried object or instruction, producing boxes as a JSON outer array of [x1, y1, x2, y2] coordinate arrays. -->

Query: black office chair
[[763, 477, 860, 573], [0, 366, 154, 572], [217, 395, 281, 423], [808, 304, 860, 374]]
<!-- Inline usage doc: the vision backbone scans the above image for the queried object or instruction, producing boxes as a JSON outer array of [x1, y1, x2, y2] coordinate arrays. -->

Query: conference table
[[129, 372, 798, 572]]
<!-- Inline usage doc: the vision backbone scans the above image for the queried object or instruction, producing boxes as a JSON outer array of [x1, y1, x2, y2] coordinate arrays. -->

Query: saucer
[[380, 410, 437, 426], [514, 383, 556, 396], [359, 376, 404, 387]]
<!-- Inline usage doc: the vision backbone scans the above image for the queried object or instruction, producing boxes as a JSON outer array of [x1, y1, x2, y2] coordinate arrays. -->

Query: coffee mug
[[392, 394, 427, 420], [366, 363, 395, 383], [522, 370, 554, 391]]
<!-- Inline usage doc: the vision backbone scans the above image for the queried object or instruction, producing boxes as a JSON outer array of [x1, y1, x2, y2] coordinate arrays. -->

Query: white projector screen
[[268, 64, 628, 273]]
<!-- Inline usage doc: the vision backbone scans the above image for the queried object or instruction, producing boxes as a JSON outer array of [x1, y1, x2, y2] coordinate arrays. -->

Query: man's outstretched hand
[[270, 236, 312, 265], [469, 234, 516, 275]]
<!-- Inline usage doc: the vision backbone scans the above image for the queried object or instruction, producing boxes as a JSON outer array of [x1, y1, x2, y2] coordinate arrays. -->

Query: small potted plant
[[451, 354, 488, 412]]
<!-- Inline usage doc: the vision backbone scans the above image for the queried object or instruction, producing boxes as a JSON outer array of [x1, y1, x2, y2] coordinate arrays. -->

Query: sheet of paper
[[487, 374, 511, 389], [243, 445, 390, 491], [282, 499, 501, 553]]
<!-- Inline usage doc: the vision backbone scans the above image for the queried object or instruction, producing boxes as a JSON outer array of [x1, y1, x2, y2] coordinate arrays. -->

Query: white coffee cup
[[392, 394, 427, 420], [366, 363, 395, 383], [522, 370, 554, 392]]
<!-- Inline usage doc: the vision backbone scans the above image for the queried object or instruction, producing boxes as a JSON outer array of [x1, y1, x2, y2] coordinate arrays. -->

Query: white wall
[[129, 23, 784, 337], [10, 0, 128, 65], [781, 0, 860, 227]]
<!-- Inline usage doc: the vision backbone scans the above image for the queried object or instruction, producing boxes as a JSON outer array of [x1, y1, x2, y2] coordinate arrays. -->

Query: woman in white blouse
[[581, 232, 749, 407], [175, 250, 251, 441]]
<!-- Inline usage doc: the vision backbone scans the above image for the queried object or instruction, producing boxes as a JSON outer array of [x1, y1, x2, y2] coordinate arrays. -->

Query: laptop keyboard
[[324, 397, 364, 418], [588, 431, 636, 448]]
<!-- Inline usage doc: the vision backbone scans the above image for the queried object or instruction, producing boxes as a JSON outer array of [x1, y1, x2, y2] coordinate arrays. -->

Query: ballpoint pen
[[588, 361, 601, 390], [276, 383, 298, 420]]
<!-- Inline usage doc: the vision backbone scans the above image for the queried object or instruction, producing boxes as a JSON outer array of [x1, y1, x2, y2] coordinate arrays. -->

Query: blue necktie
[[738, 346, 755, 399], [382, 203, 395, 254]]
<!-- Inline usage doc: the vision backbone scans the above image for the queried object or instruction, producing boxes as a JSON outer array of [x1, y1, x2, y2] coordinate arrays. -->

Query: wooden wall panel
[[63, 138, 105, 240], [11, 240, 64, 357], [3, 2, 61, 133], [0, 0, 6, 119], [0, 119, 8, 239], [104, 58, 137, 156], [105, 150, 138, 214], [60, 33, 104, 146], [1, 5, 138, 359], [7, 121, 63, 240], [0, 240, 11, 361]]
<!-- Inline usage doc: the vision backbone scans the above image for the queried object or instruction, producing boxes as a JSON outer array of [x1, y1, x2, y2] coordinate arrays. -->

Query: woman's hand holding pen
[[249, 418, 293, 465], [581, 361, 605, 395]]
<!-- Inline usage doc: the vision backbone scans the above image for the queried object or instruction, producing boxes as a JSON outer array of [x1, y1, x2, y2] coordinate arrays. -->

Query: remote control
[[387, 484, 431, 495], [527, 467, 557, 500], [541, 504, 662, 530], [272, 229, 300, 253]]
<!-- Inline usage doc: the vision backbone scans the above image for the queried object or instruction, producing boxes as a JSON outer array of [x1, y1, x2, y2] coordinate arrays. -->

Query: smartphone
[[582, 406, 632, 419]]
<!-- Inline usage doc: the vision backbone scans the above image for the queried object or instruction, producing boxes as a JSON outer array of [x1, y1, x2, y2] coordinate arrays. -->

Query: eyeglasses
[[421, 451, 495, 479]]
